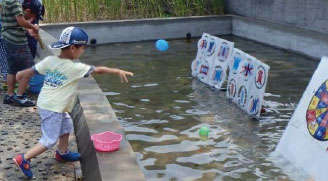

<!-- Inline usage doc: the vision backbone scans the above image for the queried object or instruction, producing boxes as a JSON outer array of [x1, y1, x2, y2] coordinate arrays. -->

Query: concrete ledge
[[72, 77, 145, 181], [40, 16, 232, 44]]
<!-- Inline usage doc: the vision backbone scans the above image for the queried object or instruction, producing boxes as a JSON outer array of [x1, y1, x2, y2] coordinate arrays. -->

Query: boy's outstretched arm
[[92, 67, 134, 83], [16, 15, 39, 32], [16, 68, 35, 82]]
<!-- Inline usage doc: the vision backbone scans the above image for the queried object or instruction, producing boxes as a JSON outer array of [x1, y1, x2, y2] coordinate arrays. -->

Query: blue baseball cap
[[50, 27, 88, 49]]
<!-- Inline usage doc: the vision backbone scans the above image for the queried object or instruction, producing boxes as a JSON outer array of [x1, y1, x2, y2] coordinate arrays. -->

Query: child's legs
[[6, 74, 15, 95], [24, 108, 65, 160], [24, 143, 47, 160], [2, 40, 16, 95], [57, 113, 74, 153], [13, 43, 34, 95], [2, 39, 34, 95]]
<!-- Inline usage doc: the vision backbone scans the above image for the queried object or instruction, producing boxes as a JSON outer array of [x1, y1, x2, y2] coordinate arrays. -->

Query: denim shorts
[[38, 107, 74, 149], [1, 39, 33, 74]]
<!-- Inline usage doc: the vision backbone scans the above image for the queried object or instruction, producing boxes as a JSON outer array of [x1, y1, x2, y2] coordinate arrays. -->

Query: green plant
[[42, 0, 224, 23]]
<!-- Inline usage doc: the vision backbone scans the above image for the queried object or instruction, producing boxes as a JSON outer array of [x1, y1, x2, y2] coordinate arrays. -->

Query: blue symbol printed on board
[[250, 98, 259, 113], [240, 91, 244, 105], [233, 57, 241, 71], [241, 63, 253, 77], [214, 70, 222, 82], [208, 42, 215, 53]]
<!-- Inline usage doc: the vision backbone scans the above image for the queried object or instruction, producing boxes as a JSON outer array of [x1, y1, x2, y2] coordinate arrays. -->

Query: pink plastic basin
[[91, 131, 122, 152]]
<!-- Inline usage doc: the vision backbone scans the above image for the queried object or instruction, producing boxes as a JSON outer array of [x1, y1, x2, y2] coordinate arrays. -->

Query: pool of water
[[81, 35, 318, 180]]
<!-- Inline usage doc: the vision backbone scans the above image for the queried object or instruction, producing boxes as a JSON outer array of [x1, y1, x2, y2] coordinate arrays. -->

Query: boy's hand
[[118, 70, 133, 83], [32, 24, 39, 32], [27, 29, 38, 40], [16, 71, 23, 82]]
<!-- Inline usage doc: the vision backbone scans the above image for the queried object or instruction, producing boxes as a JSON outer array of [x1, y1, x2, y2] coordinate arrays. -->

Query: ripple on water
[[103, 91, 120, 96], [139, 119, 169, 125], [177, 148, 232, 164], [112, 102, 136, 108], [144, 83, 158, 87], [163, 127, 179, 132], [126, 134, 178, 142], [124, 125, 158, 133], [185, 109, 210, 115], [145, 140, 200, 153], [169, 114, 185, 120], [131, 85, 143, 88], [144, 164, 208, 180], [174, 100, 191, 103], [140, 99, 150, 102]]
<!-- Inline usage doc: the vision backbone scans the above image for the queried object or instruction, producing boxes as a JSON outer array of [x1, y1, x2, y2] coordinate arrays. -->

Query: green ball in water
[[199, 126, 209, 136]]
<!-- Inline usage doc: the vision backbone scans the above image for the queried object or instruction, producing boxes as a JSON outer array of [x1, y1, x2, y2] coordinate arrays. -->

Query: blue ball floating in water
[[155, 39, 169, 52]]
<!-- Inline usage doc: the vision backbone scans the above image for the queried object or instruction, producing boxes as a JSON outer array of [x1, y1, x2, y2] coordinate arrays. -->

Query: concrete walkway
[[0, 88, 80, 180]]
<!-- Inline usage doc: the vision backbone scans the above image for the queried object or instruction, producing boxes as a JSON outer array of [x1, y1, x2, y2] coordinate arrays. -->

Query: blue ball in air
[[155, 39, 169, 51]]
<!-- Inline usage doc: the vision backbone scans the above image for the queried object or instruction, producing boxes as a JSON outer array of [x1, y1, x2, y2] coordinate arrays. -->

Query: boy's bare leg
[[6, 74, 16, 96], [58, 133, 69, 153], [16, 75, 30, 96], [24, 143, 48, 160]]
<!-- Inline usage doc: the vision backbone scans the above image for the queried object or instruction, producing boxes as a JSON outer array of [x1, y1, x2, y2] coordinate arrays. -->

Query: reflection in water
[[82, 35, 318, 180]]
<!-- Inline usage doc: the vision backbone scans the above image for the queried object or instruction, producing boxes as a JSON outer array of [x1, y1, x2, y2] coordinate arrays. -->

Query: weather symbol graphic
[[306, 79, 328, 141], [233, 56, 241, 72], [248, 96, 260, 115], [240, 62, 253, 81], [200, 40, 207, 49], [199, 60, 210, 80], [217, 42, 230, 62], [255, 65, 266, 89], [207, 37, 216, 56], [237, 86, 247, 107], [227, 79, 236, 98], [211, 66, 223, 85]]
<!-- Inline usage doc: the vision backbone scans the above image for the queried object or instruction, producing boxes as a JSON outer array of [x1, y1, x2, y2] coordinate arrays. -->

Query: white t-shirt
[[35, 56, 91, 113]]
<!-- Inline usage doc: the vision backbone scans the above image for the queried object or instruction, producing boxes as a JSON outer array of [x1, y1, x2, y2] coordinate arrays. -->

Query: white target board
[[191, 33, 269, 117], [276, 56, 328, 180], [193, 33, 234, 90], [226, 49, 269, 117]]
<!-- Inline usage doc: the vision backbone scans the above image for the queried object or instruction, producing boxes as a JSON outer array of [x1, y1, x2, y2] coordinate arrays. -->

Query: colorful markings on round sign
[[306, 80, 328, 141]]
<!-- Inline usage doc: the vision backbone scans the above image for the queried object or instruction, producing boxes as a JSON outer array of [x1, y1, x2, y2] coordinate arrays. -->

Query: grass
[[42, 0, 224, 23]]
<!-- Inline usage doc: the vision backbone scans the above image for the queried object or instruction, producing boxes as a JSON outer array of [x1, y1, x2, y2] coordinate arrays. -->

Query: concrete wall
[[224, 0, 328, 35], [232, 16, 328, 59], [40, 15, 328, 59], [40, 16, 232, 44]]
